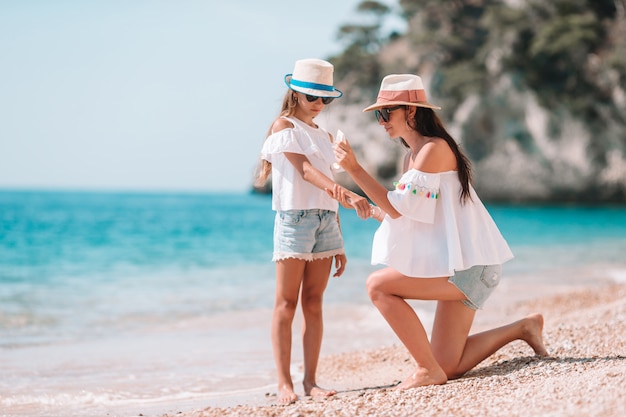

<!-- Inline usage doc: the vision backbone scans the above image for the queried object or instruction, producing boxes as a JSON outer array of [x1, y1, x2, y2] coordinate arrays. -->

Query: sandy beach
[[164, 278, 626, 417]]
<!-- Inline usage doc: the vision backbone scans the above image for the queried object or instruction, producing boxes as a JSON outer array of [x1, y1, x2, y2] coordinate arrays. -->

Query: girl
[[331, 73, 548, 390], [256, 58, 370, 404]]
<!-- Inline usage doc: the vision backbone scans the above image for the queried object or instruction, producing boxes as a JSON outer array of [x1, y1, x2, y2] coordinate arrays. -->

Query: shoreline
[[163, 279, 626, 417], [3, 264, 625, 417]]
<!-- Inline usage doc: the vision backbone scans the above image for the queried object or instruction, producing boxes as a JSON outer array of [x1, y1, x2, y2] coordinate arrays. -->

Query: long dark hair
[[404, 107, 473, 203]]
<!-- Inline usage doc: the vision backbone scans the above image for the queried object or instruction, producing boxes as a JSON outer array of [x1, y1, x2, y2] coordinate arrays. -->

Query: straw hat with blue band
[[285, 58, 343, 98]]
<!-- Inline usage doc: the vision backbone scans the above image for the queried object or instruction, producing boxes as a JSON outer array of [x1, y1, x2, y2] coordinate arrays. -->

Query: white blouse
[[372, 169, 514, 277], [261, 116, 339, 212]]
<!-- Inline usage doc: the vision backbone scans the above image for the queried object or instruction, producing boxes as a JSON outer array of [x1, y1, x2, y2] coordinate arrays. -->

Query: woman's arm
[[369, 204, 385, 222], [334, 141, 401, 219]]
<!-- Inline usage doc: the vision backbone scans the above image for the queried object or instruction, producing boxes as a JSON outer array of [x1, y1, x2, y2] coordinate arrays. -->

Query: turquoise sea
[[1, 190, 626, 416]]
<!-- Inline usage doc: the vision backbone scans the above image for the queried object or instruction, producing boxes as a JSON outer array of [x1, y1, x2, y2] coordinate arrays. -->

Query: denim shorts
[[273, 209, 344, 262], [448, 264, 502, 310]]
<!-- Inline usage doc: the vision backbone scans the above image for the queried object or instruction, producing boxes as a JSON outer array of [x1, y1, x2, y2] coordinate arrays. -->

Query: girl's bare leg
[[431, 301, 548, 379], [366, 268, 464, 390], [272, 259, 306, 405], [300, 257, 336, 398]]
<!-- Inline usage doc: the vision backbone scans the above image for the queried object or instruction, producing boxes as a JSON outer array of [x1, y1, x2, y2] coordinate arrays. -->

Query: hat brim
[[363, 100, 441, 112], [284, 75, 343, 98]]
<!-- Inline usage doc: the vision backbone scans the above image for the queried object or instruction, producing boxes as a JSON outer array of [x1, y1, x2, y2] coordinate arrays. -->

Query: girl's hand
[[333, 253, 347, 277], [334, 138, 360, 173]]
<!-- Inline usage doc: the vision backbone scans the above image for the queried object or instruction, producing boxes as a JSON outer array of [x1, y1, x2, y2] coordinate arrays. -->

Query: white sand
[[164, 282, 626, 417]]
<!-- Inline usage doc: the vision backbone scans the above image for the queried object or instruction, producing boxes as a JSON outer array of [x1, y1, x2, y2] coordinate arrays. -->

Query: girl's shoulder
[[270, 117, 295, 135]]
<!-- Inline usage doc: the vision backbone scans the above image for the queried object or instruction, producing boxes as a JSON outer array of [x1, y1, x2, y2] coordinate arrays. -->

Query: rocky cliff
[[253, 1, 626, 204], [252, 86, 626, 204], [254, 77, 626, 204]]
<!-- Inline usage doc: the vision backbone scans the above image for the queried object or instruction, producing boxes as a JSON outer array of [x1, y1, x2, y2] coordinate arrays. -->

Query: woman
[[331, 74, 548, 390], [256, 58, 370, 404]]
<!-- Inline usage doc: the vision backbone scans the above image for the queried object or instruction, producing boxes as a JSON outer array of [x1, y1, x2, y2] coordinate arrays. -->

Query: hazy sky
[[1, 0, 403, 193]]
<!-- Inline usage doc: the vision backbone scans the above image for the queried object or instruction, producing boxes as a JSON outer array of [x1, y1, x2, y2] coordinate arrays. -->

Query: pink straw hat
[[363, 74, 441, 112]]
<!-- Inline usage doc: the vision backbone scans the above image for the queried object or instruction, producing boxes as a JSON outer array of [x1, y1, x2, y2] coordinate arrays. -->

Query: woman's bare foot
[[394, 366, 448, 390], [521, 313, 549, 357], [277, 384, 298, 405], [304, 382, 336, 398]]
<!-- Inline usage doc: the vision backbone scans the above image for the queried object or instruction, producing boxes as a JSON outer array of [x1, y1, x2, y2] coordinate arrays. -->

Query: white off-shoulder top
[[261, 116, 339, 212], [371, 169, 514, 277]]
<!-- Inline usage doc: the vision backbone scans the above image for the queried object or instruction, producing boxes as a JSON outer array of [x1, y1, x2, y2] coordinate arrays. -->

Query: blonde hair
[[254, 90, 299, 187]]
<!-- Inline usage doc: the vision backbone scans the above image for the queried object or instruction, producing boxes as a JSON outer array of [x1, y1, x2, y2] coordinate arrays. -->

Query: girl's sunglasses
[[374, 105, 404, 123], [305, 94, 334, 105]]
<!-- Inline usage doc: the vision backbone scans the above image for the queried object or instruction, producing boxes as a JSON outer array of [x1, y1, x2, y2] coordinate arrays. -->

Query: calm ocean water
[[1, 190, 626, 416]]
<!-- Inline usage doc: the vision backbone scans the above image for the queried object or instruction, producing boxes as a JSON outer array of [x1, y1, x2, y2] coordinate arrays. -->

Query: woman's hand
[[334, 137, 360, 173], [327, 184, 370, 219], [327, 183, 350, 208], [346, 191, 371, 219]]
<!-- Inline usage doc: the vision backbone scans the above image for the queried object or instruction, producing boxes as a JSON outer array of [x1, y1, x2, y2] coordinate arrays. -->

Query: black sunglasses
[[374, 105, 404, 123], [305, 94, 334, 105]]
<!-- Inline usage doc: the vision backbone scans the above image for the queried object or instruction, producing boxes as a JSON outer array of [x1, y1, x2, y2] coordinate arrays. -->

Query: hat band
[[290, 78, 335, 92], [377, 89, 427, 103]]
